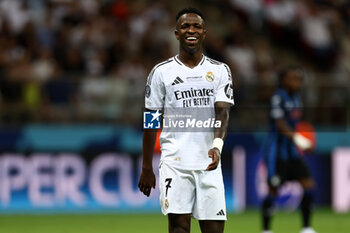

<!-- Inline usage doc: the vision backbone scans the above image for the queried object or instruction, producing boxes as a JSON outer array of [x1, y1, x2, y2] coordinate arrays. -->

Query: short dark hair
[[278, 66, 304, 87], [175, 8, 205, 22]]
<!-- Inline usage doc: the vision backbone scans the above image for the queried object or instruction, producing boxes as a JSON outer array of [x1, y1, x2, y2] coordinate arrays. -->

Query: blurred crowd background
[[0, 0, 349, 128]]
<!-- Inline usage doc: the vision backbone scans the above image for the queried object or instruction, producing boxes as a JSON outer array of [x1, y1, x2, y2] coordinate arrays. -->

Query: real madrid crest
[[205, 71, 214, 82], [165, 199, 169, 209]]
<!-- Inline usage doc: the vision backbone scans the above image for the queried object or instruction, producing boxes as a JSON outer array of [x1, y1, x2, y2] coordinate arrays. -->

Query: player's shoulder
[[150, 57, 176, 74], [271, 88, 287, 104], [204, 56, 224, 67], [275, 88, 290, 99], [204, 56, 231, 74], [147, 57, 176, 84]]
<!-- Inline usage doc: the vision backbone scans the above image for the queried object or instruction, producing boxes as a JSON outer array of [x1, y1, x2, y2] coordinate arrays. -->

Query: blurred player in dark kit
[[261, 67, 316, 233]]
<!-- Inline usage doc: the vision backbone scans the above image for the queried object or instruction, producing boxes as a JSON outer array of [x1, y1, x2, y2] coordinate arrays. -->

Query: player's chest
[[163, 68, 218, 88], [283, 100, 302, 120], [163, 69, 219, 107]]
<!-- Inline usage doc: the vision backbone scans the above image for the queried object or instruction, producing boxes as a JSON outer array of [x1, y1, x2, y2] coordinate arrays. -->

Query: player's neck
[[178, 50, 203, 68]]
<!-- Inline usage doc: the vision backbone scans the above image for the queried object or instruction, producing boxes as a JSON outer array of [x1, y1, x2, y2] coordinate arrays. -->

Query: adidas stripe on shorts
[[159, 162, 227, 220]]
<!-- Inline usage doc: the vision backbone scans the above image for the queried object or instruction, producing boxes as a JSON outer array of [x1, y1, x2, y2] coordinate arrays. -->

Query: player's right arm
[[138, 66, 165, 197], [138, 124, 157, 197], [275, 118, 294, 140], [271, 94, 312, 151]]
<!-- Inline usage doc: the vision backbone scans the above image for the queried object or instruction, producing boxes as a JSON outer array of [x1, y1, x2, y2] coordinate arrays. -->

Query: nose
[[187, 25, 196, 34]]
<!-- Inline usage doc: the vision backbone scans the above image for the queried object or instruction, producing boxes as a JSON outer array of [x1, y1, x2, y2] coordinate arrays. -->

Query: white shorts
[[159, 162, 227, 220]]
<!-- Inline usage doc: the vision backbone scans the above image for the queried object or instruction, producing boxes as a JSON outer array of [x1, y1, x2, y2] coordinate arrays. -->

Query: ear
[[175, 29, 179, 40], [202, 29, 207, 40]]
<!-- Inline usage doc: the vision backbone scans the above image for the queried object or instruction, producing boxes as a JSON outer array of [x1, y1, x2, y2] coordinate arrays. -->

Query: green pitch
[[0, 209, 348, 233]]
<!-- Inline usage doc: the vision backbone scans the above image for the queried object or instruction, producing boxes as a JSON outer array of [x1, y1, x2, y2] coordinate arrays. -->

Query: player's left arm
[[207, 64, 234, 171], [206, 102, 231, 171]]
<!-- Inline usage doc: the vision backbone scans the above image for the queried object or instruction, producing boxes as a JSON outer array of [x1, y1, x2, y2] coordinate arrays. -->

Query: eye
[[181, 23, 189, 29], [194, 24, 202, 29]]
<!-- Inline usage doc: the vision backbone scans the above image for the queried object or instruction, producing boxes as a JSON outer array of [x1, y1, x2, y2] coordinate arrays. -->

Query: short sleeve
[[270, 94, 284, 119], [145, 68, 165, 110], [214, 64, 234, 105]]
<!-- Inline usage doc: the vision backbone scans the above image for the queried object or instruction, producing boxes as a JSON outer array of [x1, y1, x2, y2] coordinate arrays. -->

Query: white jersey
[[145, 55, 234, 170]]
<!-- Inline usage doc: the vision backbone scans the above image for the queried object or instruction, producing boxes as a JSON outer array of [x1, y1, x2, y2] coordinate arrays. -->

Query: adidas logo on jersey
[[216, 209, 225, 216], [172, 77, 184, 85]]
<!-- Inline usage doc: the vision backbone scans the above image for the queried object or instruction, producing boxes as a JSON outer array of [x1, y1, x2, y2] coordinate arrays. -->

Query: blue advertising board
[[0, 126, 336, 213]]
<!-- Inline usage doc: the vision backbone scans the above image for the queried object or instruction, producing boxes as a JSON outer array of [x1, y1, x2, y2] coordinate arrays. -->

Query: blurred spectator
[[31, 47, 55, 82], [61, 46, 85, 75], [204, 34, 227, 62], [42, 64, 77, 122], [79, 72, 131, 123], [230, 0, 263, 29], [0, 0, 31, 34], [225, 33, 257, 84], [79, 74, 110, 121], [264, 0, 300, 49], [341, 2, 350, 28], [337, 28, 350, 84], [116, 56, 147, 83], [298, 1, 338, 69], [253, 36, 276, 102], [36, 12, 56, 48], [254, 37, 274, 78], [265, 0, 298, 26], [80, 0, 100, 16]]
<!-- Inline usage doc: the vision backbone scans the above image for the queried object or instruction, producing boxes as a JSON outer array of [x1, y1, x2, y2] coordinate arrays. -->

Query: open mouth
[[185, 36, 199, 45]]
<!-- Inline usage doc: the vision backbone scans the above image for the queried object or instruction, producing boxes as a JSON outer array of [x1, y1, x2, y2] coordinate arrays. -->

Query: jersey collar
[[174, 54, 205, 69]]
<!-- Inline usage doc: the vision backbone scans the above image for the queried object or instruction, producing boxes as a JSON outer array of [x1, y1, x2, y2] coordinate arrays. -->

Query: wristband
[[212, 138, 224, 154]]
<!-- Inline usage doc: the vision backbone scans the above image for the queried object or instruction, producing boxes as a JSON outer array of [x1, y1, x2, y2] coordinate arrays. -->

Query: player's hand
[[293, 133, 313, 151], [138, 168, 156, 197], [206, 148, 220, 171]]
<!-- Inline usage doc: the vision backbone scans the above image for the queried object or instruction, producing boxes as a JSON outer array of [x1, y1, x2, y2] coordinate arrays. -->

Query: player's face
[[284, 70, 303, 93], [175, 13, 206, 54]]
